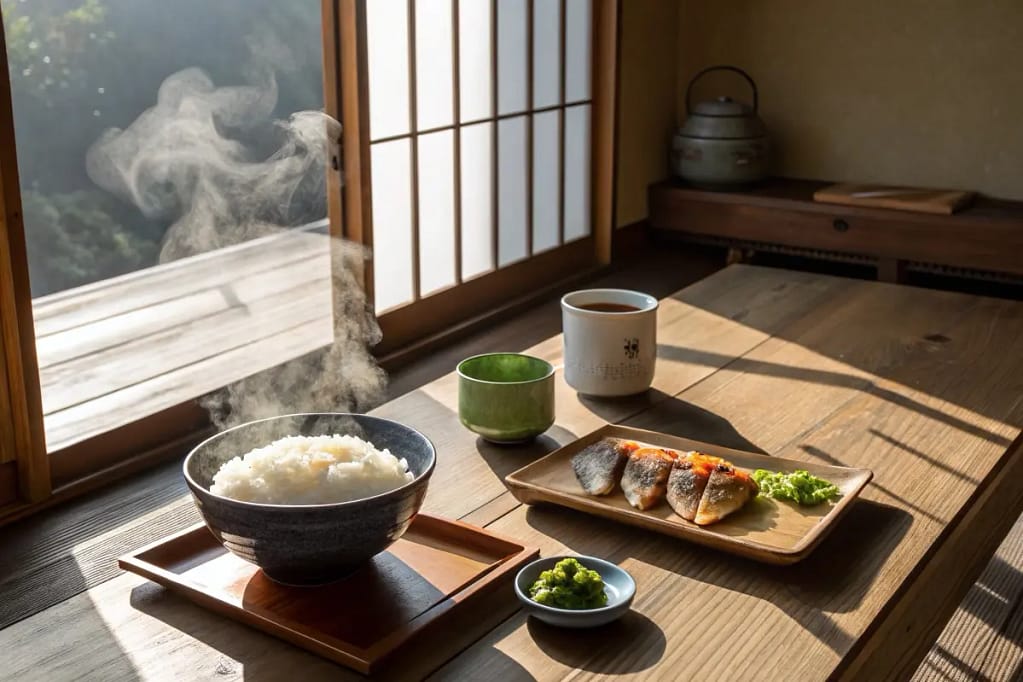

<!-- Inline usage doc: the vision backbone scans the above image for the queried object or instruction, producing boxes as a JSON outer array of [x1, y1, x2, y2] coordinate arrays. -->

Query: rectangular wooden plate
[[118, 514, 538, 675], [505, 424, 873, 565]]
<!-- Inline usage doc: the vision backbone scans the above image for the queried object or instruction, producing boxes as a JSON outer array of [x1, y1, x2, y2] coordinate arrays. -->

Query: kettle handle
[[685, 65, 758, 114]]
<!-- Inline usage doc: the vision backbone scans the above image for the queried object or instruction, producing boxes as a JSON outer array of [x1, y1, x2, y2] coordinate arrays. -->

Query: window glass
[[4, 0, 329, 450]]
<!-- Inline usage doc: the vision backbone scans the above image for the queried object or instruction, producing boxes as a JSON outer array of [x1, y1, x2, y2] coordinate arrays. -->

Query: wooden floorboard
[[34, 247, 328, 369], [33, 227, 333, 449], [46, 316, 334, 450], [912, 514, 1023, 682], [981, 590, 1023, 681], [42, 276, 331, 413], [0, 458, 191, 630], [31, 225, 329, 336]]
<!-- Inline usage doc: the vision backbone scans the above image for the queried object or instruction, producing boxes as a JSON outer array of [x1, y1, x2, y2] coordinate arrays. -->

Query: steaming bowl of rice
[[184, 413, 435, 585]]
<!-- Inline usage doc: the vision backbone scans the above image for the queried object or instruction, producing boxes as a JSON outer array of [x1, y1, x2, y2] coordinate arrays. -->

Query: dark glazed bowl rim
[[183, 412, 436, 511]]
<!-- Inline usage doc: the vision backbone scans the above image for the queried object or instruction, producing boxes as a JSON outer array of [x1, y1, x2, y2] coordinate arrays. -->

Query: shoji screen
[[364, 0, 595, 313]]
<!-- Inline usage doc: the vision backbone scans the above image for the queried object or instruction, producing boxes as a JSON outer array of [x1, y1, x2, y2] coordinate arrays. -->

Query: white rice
[[209, 434, 414, 504]]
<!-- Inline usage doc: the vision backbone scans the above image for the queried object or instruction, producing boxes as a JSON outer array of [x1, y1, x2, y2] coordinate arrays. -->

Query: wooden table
[[4, 264, 1023, 681]]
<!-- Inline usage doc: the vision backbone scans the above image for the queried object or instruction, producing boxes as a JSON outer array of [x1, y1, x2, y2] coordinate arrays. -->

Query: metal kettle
[[671, 65, 770, 189]]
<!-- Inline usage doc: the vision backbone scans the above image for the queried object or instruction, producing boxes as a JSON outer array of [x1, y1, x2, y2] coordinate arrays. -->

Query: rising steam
[[200, 238, 387, 430], [85, 55, 387, 428], [85, 64, 331, 260]]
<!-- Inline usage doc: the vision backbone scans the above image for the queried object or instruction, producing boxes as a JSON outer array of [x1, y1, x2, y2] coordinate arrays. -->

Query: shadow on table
[[129, 582, 345, 681], [655, 343, 1017, 449], [576, 390, 665, 425], [474, 425, 578, 482], [800, 443, 948, 523], [0, 457, 194, 629], [665, 265, 1023, 434], [578, 389, 767, 454], [0, 459, 198, 681], [431, 644, 539, 681], [525, 610, 666, 674], [522, 496, 912, 656]]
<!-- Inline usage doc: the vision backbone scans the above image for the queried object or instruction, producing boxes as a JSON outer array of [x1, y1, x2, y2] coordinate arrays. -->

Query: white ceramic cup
[[561, 288, 658, 396]]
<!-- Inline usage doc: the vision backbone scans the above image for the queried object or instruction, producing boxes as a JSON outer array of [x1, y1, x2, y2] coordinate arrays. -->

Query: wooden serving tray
[[119, 514, 537, 675], [505, 424, 872, 565]]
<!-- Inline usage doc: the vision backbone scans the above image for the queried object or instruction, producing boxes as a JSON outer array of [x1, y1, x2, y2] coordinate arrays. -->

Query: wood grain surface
[[3, 265, 1023, 681], [432, 267, 1023, 681]]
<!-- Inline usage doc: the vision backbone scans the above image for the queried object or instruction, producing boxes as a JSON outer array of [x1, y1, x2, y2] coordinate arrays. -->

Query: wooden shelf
[[649, 178, 1023, 278]]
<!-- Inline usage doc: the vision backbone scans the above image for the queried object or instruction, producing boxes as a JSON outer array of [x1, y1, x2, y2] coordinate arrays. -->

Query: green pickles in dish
[[529, 558, 608, 609], [751, 469, 840, 505]]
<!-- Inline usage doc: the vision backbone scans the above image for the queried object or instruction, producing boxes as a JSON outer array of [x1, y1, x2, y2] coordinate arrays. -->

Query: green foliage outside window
[[2, 0, 323, 296]]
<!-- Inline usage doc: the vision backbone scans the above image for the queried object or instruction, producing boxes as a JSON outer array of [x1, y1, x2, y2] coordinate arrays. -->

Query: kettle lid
[[680, 66, 768, 139], [690, 95, 752, 117]]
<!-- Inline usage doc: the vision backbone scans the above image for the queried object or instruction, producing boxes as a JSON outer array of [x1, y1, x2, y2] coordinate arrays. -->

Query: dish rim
[[514, 554, 636, 615]]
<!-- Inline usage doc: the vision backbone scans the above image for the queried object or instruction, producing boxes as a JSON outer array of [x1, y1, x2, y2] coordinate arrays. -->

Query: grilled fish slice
[[621, 447, 677, 510], [666, 451, 723, 521], [693, 466, 759, 526], [571, 438, 636, 495]]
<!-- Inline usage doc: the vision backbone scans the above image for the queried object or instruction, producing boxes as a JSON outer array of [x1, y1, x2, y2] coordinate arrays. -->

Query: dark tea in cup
[[576, 302, 641, 313], [561, 288, 658, 396]]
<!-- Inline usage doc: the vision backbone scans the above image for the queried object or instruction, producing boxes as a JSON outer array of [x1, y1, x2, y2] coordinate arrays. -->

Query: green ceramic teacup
[[457, 353, 556, 444]]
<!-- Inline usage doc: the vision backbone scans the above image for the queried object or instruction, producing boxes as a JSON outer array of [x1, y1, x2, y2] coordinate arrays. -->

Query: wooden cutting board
[[813, 182, 975, 215]]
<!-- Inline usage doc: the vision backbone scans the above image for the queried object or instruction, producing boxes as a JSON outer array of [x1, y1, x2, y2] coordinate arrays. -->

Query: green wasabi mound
[[528, 558, 608, 609], [751, 469, 840, 506]]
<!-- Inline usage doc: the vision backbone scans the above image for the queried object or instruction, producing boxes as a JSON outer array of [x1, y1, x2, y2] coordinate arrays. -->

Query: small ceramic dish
[[514, 555, 636, 628]]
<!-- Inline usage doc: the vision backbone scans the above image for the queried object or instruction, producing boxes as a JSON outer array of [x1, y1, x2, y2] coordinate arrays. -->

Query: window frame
[[0, 0, 619, 520], [0, 8, 49, 512], [336, 0, 619, 355]]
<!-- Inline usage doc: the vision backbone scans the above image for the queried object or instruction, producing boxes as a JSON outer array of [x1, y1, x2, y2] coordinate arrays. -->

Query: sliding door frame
[[0, 0, 619, 521], [0, 3, 353, 521], [0, 10, 49, 511], [333, 0, 620, 355]]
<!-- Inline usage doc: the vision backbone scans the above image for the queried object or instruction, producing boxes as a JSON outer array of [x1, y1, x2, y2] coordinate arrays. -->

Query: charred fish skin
[[693, 465, 758, 526], [666, 451, 725, 522], [571, 438, 632, 496], [666, 459, 704, 522], [621, 448, 676, 510]]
